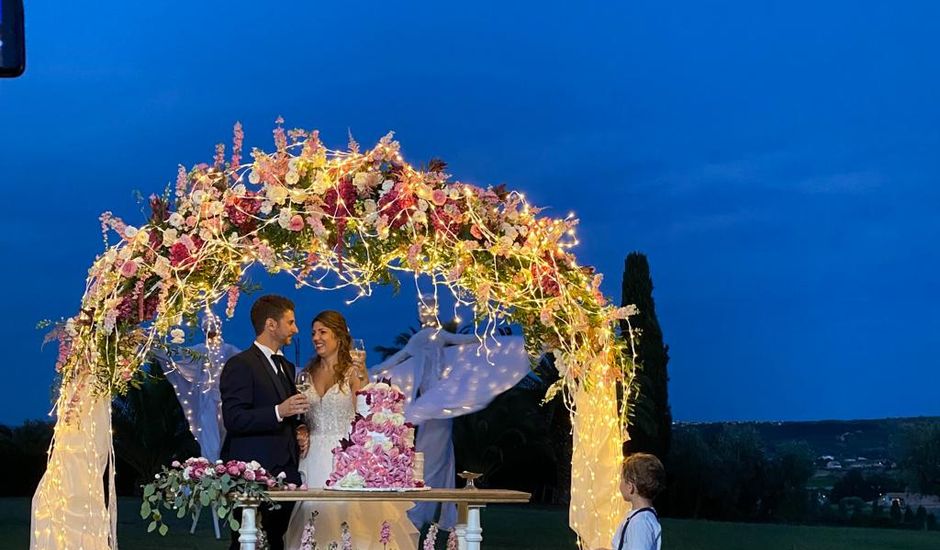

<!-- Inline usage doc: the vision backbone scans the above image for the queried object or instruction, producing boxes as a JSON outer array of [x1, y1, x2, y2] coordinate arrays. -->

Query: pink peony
[[430, 189, 447, 207], [287, 214, 305, 231], [119, 259, 138, 278], [244, 470, 256, 481]]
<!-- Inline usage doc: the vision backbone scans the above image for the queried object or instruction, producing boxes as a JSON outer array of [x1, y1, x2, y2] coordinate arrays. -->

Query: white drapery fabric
[[569, 383, 628, 548], [153, 343, 240, 461], [31, 375, 116, 550], [371, 328, 530, 529]]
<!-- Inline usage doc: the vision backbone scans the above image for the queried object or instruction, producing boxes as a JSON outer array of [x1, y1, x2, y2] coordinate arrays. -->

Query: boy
[[610, 453, 664, 550]]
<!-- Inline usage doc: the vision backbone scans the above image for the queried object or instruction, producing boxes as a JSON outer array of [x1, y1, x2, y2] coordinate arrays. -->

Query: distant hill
[[673, 417, 940, 462]]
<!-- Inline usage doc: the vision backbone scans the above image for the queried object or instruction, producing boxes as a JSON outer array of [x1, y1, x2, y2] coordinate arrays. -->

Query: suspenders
[[616, 507, 658, 550]]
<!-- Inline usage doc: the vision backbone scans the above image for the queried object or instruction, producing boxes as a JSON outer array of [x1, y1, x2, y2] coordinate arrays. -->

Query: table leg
[[455, 502, 468, 550], [238, 504, 259, 550], [466, 505, 484, 550]]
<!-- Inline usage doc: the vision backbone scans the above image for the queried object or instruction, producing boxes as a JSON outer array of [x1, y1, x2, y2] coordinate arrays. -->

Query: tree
[[916, 505, 928, 530], [0, 420, 54, 496], [890, 500, 902, 524], [830, 469, 877, 502], [709, 425, 767, 520], [902, 422, 940, 496], [111, 362, 199, 493], [620, 252, 671, 460], [763, 441, 815, 521], [663, 428, 713, 518]]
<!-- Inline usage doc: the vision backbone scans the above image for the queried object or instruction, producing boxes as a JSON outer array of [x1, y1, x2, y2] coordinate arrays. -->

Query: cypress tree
[[620, 252, 672, 459]]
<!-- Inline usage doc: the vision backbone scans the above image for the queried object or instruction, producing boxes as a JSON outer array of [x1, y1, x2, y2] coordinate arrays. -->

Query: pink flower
[[288, 214, 305, 232], [266, 478, 276, 488], [119, 259, 138, 278], [215, 464, 227, 475], [470, 224, 484, 240], [431, 189, 447, 207], [379, 521, 392, 545], [227, 465, 240, 476], [231, 122, 244, 167], [171, 460, 181, 468], [244, 470, 256, 481]]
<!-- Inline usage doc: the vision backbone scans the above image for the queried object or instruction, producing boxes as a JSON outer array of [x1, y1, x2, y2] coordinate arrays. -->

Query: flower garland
[[51, 119, 636, 425], [140, 457, 290, 535]]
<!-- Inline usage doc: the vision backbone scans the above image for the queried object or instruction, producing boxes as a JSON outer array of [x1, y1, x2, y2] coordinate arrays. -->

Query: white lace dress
[[284, 380, 419, 549]]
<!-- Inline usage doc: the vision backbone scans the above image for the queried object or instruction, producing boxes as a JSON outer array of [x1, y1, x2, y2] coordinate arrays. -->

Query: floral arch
[[31, 121, 635, 549]]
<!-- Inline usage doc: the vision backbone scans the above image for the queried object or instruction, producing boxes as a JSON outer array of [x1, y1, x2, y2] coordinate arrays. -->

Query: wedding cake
[[326, 380, 424, 489]]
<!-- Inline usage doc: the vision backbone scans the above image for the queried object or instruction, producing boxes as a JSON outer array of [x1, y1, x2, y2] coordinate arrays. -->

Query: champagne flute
[[350, 338, 366, 377]]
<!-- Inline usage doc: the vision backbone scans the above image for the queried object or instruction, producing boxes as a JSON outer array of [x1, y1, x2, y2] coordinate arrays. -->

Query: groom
[[220, 294, 310, 550]]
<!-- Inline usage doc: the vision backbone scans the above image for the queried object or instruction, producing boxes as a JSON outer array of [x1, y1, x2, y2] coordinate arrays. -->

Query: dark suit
[[220, 344, 301, 550]]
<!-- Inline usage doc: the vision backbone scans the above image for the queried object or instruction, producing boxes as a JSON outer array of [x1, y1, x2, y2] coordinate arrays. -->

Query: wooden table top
[[265, 488, 531, 504]]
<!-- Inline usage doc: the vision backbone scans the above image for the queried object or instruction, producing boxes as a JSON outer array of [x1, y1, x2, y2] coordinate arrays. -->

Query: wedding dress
[[284, 378, 419, 549]]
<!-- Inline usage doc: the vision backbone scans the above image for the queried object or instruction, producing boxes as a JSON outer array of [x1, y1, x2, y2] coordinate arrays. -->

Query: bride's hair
[[309, 310, 354, 389]]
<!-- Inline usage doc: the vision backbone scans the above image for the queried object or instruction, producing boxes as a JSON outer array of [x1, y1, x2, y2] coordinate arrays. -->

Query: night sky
[[2, 1, 938, 425]]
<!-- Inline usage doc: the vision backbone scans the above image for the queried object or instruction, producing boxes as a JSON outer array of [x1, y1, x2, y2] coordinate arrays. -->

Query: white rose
[[162, 228, 178, 246], [277, 209, 292, 229], [381, 179, 395, 192], [153, 256, 171, 279], [364, 199, 377, 214], [266, 184, 289, 205], [124, 226, 138, 238], [248, 170, 261, 184], [260, 201, 273, 215], [168, 213, 184, 228], [233, 183, 246, 196], [170, 328, 185, 344], [192, 190, 206, 205], [285, 171, 300, 185]]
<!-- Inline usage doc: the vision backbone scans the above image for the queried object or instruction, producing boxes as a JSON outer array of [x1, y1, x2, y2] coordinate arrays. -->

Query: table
[[236, 488, 531, 550]]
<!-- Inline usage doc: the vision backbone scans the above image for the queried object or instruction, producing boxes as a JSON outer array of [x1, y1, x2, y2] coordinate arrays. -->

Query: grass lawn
[[2, 498, 938, 549]]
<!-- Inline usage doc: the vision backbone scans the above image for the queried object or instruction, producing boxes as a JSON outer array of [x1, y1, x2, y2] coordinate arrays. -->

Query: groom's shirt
[[254, 341, 288, 422]]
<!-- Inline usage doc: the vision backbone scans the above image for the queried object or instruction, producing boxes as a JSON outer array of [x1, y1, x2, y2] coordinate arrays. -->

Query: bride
[[284, 310, 419, 549]]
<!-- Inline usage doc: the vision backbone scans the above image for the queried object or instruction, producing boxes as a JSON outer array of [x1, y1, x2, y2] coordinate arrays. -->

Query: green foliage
[[0, 420, 54, 496], [902, 422, 940, 496]]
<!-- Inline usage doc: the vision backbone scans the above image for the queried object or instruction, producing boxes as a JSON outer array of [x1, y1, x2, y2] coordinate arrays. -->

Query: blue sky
[[1, 1, 938, 425]]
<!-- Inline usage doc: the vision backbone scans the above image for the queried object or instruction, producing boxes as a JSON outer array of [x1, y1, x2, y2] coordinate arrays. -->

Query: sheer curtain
[[371, 329, 530, 529]]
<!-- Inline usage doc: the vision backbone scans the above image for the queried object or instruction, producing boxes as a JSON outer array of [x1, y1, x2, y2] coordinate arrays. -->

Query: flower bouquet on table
[[140, 456, 298, 535]]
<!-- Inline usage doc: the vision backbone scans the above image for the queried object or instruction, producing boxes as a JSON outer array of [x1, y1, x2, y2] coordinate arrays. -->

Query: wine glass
[[350, 338, 366, 375], [295, 370, 311, 395]]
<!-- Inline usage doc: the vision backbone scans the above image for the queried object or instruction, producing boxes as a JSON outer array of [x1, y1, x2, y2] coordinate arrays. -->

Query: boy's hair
[[622, 453, 665, 499], [250, 295, 295, 335]]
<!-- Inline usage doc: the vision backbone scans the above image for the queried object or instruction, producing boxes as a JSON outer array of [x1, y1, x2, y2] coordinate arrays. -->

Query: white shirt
[[610, 507, 661, 550], [254, 342, 287, 422]]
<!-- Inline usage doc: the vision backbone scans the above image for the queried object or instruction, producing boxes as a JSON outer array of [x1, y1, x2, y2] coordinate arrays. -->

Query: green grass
[[2, 498, 938, 549]]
